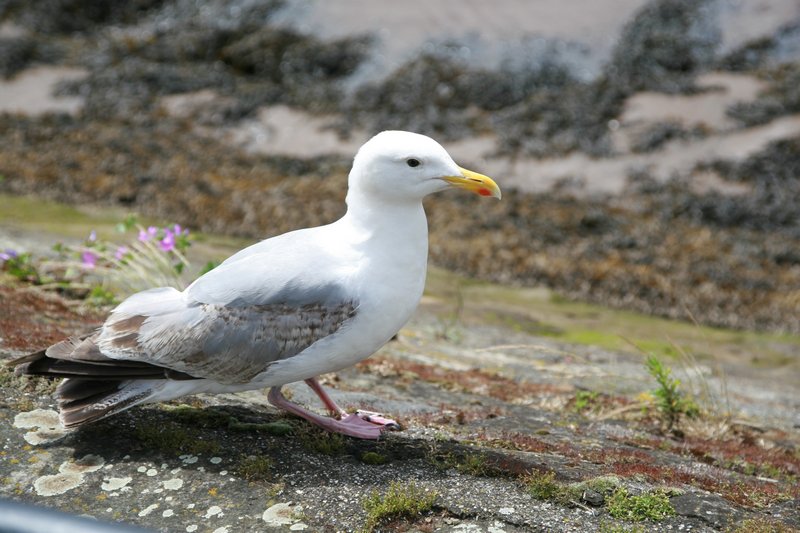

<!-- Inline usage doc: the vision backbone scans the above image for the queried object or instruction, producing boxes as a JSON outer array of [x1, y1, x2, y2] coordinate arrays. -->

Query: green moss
[[362, 481, 437, 532], [298, 426, 347, 455], [573, 390, 600, 413], [526, 471, 562, 500], [236, 455, 273, 481], [360, 451, 388, 465], [133, 421, 220, 455], [606, 487, 675, 521], [165, 404, 294, 435]]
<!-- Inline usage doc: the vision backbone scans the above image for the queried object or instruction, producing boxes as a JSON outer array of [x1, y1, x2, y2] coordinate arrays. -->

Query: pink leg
[[303, 378, 400, 430], [268, 385, 385, 439]]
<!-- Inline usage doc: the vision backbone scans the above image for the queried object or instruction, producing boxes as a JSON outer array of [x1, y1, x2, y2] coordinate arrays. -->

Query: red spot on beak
[[478, 188, 492, 196]]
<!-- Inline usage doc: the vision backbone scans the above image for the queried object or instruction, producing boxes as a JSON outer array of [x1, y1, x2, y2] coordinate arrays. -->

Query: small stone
[[581, 489, 604, 506], [162, 509, 174, 518], [290, 524, 308, 531], [498, 507, 514, 515], [186, 525, 197, 532], [210, 457, 222, 464], [146, 468, 158, 477]]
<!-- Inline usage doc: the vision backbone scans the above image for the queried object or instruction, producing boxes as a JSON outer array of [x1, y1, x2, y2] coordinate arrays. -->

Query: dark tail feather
[[11, 344, 196, 380], [56, 378, 156, 428], [10, 339, 196, 428]]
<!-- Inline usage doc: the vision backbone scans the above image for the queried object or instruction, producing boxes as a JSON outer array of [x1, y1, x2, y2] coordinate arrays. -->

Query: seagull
[[12, 131, 501, 439]]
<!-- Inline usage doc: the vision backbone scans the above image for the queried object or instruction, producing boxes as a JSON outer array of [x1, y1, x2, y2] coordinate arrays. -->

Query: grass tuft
[[646, 355, 699, 430], [236, 455, 273, 481], [606, 487, 675, 521], [362, 481, 437, 532]]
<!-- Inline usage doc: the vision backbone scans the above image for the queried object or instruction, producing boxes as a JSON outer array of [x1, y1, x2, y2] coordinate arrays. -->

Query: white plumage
[[15, 130, 501, 439]]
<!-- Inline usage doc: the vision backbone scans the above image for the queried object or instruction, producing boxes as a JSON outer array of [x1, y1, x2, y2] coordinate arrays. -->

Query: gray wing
[[95, 225, 360, 383], [97, 289, 357, 384]]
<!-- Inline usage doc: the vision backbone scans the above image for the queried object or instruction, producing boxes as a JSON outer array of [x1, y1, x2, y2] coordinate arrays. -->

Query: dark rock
[[671, 492, 746, 529]]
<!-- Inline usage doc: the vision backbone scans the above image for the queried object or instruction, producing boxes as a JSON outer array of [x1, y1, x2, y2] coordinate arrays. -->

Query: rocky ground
[[1, 275, 799, 532], [1, 0, 800, 531], [1, 0, 800, 333]]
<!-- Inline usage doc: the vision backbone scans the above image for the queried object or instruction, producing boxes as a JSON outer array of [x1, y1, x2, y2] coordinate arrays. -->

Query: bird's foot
[[355, 410, 401, 430], [268, 385, 397, 440]]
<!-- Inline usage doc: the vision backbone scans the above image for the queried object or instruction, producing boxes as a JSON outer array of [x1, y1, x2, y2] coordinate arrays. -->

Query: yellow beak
[[442, 167, 502, 199]]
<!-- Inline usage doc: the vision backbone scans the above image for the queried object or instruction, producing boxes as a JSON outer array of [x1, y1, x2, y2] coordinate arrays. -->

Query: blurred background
[[2, 2, 800, 531], [1, 0, 799, 334]]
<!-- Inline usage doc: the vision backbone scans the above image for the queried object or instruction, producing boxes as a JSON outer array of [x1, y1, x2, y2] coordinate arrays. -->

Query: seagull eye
[[406, 158, 421, 168]]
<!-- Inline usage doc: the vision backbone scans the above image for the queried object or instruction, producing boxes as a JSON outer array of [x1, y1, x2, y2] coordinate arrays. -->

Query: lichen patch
[[33, 472, 83, 496], [163, 478, 184, 490], [204, 505, 223, 518], [14, 409, 67, 445], [262, 503, 296, 527], [32, 455, 106, 496], [138, 503, 159, 517], [59, 454, 105, 474], [101, 476, 132, 491]]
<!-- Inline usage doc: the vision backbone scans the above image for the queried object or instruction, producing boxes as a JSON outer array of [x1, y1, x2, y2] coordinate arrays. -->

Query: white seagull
[[12, 131, 501, 439]]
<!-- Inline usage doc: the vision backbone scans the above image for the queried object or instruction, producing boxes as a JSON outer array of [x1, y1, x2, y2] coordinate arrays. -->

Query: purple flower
[[138, 226, 158, 242], [0, 249, 17, 262], [114, 246, 129, 260], [159, 231, 176, 252], [88, 230, 97, 242], [81, 250, 98, 268]]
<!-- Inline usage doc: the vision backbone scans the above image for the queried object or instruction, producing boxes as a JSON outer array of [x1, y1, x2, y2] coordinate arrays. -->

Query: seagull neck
[[340, 193, 428, 243]]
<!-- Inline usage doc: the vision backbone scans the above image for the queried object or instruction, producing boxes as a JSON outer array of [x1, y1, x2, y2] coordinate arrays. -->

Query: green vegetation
[[164, 404, 294, 435], [1, 252, 40, 284], [360, 451, 388, 465], [526, 471, 562, 500], [236, 455, 273, 481], [526, 471, 624, 507], [606, 487, 675, 521], [133, 422, 221, 455], [298, 426, 347, 455], [646, 355, 699, 430], [573, 390, 600, 413], [362, 481, 437, 532]]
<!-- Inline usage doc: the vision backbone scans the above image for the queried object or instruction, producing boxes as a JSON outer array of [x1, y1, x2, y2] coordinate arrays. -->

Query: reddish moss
[[0, 286, 102, 352], [357, 356, 569, 402]]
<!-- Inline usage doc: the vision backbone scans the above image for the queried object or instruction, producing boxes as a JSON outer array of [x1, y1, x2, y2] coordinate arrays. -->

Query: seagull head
[[348, 131, 501, 204]]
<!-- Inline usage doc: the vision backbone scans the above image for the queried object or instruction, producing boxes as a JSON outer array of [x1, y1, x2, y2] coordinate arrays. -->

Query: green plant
[[360, 451, 388, 465], [362, 481, 437, 532], [573, 390, 600, 413], [526, 471, 562, 500], [237, 455, 273, 481], [646, 355, 699, 430], [1, 251, 40, 284], [606, 487, 675, 521]]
